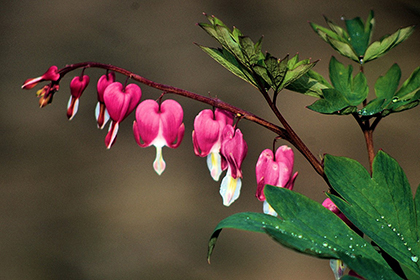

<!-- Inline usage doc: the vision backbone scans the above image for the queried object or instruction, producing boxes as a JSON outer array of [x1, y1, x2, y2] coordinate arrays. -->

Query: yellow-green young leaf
[[363, 25, 415, 63], [286, 69, 331, 98], [197, 44, 257, 87]]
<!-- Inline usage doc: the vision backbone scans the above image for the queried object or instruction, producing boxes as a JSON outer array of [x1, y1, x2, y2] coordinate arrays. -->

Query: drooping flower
[[192, 108, 234, 181], [322, 198, 354, 280], [133, 99, 185, 175], [255, 145, 298, 216], [103, 82, 142, 148], [219, 125, 247, 206], [22, 65, 60, 89], [322, 198, 352, 227], [95, 72, 115, 129], [67, 74, 90, 120], [329, 259, 347, 280]]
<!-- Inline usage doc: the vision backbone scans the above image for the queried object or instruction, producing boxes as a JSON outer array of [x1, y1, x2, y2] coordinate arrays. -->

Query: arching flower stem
[[55, 61, 325, 181]]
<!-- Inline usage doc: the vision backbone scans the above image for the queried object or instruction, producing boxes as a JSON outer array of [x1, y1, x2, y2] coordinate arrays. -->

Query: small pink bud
[[22, 66, 60, 89], [95, 72, 115, 129], [67, 75, 90, 120]]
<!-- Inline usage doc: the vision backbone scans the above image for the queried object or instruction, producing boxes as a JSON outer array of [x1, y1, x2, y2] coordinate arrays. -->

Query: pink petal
[[70, 75, 90, 99], [103, 82, 141, 123], [192, 109, 220, 156], [97, 72, 115, 102], [105, 121, 119, 149], [160, 100, 184, 148], [133, 99, 160, 147], [66, 96, 79, 120]]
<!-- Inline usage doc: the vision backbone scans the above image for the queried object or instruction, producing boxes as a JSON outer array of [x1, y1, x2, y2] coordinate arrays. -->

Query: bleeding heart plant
[[21, 11, 420, 280]]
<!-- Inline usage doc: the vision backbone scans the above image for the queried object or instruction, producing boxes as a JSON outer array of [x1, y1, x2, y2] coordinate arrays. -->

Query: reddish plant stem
[[352, 113, 380, 174], [57, 62, 288, 138], [57, 62, 325, 179]]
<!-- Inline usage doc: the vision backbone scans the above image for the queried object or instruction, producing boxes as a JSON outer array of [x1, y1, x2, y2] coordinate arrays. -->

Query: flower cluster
[[22, 65, 299, 209]]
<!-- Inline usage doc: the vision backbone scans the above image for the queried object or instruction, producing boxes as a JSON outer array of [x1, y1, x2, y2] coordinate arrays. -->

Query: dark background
[[1, 1, 420, 279]]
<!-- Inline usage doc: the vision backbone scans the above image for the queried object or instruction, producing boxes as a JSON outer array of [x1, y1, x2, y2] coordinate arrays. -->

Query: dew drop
[[322, 242, 328, 247], [411, 255, 419, 262], [393, 228, 397, 232], [380, 216, 385, 219], [375, 218, 380, 222], [349, 237, 353, 241], [387, 224, 392, 228], [392, 97, 399, 103], [408, 247, 412, 251], [298, 235, 303, 239]]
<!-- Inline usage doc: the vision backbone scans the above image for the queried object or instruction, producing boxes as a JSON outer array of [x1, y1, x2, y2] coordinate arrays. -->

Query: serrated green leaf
[[325, 151, 420, 276], [197, 44, 257, 87], [375, 63, 401, 100], [307, 88, 352, 114], [215, 25, 244, 62], [286, 69, 331, 98], [364, 25, 415, 63]]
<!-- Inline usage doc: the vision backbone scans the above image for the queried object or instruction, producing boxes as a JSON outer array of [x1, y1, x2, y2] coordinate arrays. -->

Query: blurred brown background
[[1, 0, 420, 279]]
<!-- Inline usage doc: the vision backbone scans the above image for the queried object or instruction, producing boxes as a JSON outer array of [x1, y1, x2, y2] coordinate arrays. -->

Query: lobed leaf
[[197, 44, 258, 87], [325, 151, 420, 277], [208, 185, 395, 279]]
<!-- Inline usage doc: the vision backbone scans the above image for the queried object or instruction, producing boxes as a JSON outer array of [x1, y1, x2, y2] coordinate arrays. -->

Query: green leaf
[[278, 54, 318, 90], [364, 25, 415, 63], [375, 63, 401, 100], [207, 185, 394, 277], [307, 88, 355, 114], [197, 44, 258, 87], [337, 251, 403, 280], [329, 57, 368, 106], [395, 66, 420, 99], [415, 185, 420, 234], [344, 10, 375, 57], [286, 69, 331, 98], [358, 98, 386, 116], [325, 151, 420, 276]]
